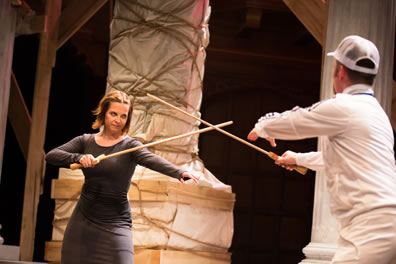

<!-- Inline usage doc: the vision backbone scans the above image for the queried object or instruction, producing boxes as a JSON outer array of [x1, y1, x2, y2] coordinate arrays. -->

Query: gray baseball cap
[[327, 35, 380, 75]]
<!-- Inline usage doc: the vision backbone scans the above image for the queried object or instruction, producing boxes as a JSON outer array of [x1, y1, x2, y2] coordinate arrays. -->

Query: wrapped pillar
[[105, 0, 234, 258], [107, 0, 229, 190]]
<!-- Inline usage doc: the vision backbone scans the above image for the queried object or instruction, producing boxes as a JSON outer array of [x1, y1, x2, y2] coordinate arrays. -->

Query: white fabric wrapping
[[107, 0, 230, 192], [131, 203, 233, 252]]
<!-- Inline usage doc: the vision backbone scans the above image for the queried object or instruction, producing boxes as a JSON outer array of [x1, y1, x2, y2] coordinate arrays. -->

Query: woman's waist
[[74, 200, 132, 228], [80, 185, 130, 216], [81, 183, 129, 202], [78, 195, 131, 223]]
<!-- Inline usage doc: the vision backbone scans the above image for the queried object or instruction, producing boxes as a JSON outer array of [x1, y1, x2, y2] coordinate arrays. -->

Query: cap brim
[[327, 51, 336, 57]]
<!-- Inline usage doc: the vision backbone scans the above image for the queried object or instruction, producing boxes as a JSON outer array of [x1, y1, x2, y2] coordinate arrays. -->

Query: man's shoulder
[[303, 97, 351, 118]]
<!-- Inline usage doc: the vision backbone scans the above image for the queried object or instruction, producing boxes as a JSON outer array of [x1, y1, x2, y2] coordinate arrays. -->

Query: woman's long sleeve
[[45, 135, 85, 167], [132, 143, 185, 180]]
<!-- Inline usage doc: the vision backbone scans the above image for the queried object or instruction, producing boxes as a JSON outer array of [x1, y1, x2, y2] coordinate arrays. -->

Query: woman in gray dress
[[46, 90, 199, 264]]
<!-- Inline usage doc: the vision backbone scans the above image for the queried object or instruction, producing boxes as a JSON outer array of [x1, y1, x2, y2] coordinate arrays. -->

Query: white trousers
[[332, 209, 396, 264]]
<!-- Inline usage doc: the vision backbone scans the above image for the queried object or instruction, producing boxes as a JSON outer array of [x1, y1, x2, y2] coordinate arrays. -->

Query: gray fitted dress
[[45, 134, 184, 264]]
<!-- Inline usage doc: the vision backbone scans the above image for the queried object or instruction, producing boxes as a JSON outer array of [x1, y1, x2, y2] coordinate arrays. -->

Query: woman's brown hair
[[92, 90, 134, 133]]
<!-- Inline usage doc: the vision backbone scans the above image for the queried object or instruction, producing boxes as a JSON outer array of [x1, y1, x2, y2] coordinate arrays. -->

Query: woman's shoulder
[[79, 133, 96, 141], [65, 133, 96, 146], [123, 135, 141, 143], [121, 135, 144, 147]]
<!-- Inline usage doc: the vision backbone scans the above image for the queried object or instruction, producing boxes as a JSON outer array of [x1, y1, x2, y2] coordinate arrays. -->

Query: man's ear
[[339, 65, 347, 80]]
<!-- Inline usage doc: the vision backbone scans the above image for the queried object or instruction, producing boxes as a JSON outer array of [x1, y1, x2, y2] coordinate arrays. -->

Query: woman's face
[[104, 102, 130, 134]]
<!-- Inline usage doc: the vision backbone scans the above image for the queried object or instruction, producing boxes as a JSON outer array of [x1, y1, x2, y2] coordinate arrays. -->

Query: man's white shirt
[[254, 84, 396, 226]]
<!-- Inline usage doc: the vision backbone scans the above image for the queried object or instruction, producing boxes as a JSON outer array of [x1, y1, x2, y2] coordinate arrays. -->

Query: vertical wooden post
[[0, 0, 17, 183], [19, 0, 62, 260]]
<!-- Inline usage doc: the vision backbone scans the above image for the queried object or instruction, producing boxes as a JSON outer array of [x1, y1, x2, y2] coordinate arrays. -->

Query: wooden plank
[[0, 0, 16, 183], [136, 179, 235, 201], [8, 72, 31, 160], [51, 179, 236, 211], [159, 249, 231, 264], [44, 241, 61, 263], [45, 241, 231, 264], [8, 73, 47, 161], [57, 0, 108, 49], [132, 180, 236, 210], [134, 248, 161, 264], [282, 0, 328, 45], [19, 0, 62, 260]]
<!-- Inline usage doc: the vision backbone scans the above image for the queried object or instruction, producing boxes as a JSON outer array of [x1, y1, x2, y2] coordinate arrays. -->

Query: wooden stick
[[147, 93, 308, 175], [70, 121, 233, 170]]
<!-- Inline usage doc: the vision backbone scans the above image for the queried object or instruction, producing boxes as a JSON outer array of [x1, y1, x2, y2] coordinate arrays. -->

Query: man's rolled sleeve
[[255, 121, 270, 138]]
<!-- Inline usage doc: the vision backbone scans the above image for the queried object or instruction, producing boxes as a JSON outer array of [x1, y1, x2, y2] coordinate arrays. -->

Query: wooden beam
[[19, 0, 62, 260], [8, 72, 31, 160], [44, 241, 62, 263], [57, 0, 108, 49], [0, 1, 16, 183], [282, 0, 328, 45], [9, 72, 47, 164], [51, 178, 236, 211]]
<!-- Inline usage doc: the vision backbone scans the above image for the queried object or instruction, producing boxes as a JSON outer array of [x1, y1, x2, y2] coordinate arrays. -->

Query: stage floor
[[0, 261, 47, 264]]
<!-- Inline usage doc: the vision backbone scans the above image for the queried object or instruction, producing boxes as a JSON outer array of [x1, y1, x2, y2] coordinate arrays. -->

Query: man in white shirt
[[247, 35, 396, 264]]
